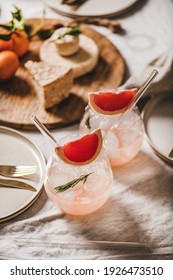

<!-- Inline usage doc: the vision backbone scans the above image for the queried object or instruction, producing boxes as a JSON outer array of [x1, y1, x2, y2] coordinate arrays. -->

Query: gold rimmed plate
[[0, 126, 46, 223], [142, 92, 173, 165]]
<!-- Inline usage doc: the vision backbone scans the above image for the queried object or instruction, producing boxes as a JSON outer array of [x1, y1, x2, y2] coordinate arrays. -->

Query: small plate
[[0, 126, 46, 223], [142, 93, 173, 165], [46, 0, 140, 18]]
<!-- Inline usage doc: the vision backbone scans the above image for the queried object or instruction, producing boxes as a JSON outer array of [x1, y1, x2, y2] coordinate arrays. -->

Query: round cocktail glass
[[44, 134, 113, 216], [80, 69, 159, 166], [80, 105, 144, 166]]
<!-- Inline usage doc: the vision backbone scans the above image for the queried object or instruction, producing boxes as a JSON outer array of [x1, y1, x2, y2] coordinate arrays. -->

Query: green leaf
[[11, 5, 25, 31], [0, 6, 25, 42], [0, 23, 13, 31], [0, 32, 12, 41], [28, 8, 52, 39], [58, 25, 81, 39], [37, 29, 55, 40], [12, 5, 23, 21], [54, 173, 93, 193]]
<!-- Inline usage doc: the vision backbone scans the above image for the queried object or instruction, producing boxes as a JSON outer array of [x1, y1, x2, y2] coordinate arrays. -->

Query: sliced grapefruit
[[88, 89, 137, 115], [55, 129, 102, 165]]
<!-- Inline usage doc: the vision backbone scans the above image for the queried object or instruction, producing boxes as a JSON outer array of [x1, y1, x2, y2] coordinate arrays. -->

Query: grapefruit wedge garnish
[[55, 129, 102, 165], [88, 89, 137, 115]]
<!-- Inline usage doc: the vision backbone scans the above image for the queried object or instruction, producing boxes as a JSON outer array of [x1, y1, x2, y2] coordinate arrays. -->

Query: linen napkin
[[0, 0, 173, 262], [119, 47, 173, 96]]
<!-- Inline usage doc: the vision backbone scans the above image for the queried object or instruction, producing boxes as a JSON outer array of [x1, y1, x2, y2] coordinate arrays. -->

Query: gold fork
[[0, 165, 37, 178]]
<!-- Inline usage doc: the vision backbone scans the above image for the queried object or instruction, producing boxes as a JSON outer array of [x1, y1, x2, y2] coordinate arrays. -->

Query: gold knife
[[0, 178, 37, 192]]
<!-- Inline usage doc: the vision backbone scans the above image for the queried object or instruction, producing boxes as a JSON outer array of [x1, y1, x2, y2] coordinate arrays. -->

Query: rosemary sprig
[[54, 173, 93, 193], [85, 115, 92, 129], [58, 25, 80, 39]]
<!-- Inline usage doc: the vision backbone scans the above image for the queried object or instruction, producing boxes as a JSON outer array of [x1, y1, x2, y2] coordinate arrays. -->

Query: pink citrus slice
[[55, 129, 102, 165], [88, 89, 137, 115]]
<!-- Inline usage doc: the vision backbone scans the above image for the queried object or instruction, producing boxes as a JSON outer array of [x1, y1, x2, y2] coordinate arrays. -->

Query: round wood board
[[0, 18, 125, 130]]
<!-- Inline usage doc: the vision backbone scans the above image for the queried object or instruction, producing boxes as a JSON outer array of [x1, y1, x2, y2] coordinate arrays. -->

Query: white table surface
[[0, 0, 173, 260]]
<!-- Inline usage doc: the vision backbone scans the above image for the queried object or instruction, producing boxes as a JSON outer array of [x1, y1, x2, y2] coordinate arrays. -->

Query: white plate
[[46, 0, 140, 18], [142, 93, 173, 165], [0, 126, 46, 223]]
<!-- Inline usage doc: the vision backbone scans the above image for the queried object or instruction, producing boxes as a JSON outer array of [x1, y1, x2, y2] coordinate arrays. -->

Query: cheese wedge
[[25, 60, 73, 109]]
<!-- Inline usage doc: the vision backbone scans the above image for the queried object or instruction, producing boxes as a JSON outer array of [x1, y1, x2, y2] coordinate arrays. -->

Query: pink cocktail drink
[[80, 90, 144, 166], [104, 109, 144, 166], [44, 130, 113, 215]]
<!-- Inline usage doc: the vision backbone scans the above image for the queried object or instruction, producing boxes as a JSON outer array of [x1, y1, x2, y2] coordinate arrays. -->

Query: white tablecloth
[[0, 0, 173, 260]]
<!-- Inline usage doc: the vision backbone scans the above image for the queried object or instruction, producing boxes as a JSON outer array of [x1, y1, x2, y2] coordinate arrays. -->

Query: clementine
[[0, 39, 13, 51], [0, 30, 13, 51], [0, 50, 19, 81], [11, 29, 29, 57]]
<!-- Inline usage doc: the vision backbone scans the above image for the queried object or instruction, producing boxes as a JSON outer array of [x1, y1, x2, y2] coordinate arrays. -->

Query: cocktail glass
[[80, 102, 144, 166], [44, 132, 113, 215], [80, 69, 158, 167]]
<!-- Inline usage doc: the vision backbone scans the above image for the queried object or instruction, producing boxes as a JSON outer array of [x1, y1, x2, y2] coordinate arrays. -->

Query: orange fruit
[[0, 50, 19, 81], [55, 129, 103, 165], [0, 36, 13, 51], [88, 89, 137, 115], [11, 29, 29, 57], [0, 30, 13, 51]]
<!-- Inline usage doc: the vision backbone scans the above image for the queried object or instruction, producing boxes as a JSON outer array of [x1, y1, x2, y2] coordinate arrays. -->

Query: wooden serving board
[[0, 18, 125, 130]]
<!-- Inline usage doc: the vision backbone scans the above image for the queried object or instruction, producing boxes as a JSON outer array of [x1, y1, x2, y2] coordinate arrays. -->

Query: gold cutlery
[[0, 178, 37, 192], [0, 165, 37, 178]]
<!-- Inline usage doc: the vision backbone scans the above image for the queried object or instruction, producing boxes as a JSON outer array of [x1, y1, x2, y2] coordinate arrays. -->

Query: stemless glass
[[44, 133, 113, 216], [80, 104, 144, 167], [80, 69, 159, 167]]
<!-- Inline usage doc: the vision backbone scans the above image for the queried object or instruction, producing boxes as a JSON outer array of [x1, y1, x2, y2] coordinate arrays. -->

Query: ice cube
[[60, 182, 83, 200], [116, 109, 143, 146], [90, 114, 101, 130], [84, 160, 112, 196], [104, 131, 120, 158], [79, 196, 92, 204]]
